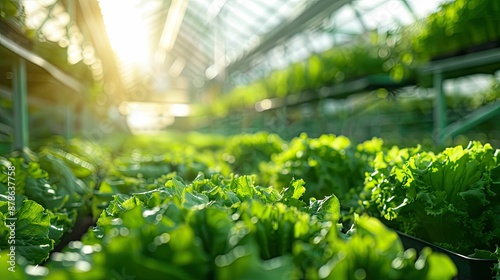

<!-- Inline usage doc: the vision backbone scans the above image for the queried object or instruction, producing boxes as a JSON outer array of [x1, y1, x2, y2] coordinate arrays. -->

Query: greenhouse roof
[[95, 0, 448, 95], [11, 0, 449, 101]]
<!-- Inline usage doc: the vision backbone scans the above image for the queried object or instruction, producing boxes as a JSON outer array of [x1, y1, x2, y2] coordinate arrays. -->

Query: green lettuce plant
[[30, 174, 456, 280], [362, 141, 500, 255]]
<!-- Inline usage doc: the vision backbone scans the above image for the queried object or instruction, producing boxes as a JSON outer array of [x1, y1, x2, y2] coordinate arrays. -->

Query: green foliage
[[107, 134, 229, 183], [360, 145, 422, 215], [0, 147, 97, 265], [51, 138, 110, 171], [410, 0, 500, 60], [494, 246, 500, 279], [0, 154, 47, 195], [38, 154, 93, 210], [0, 197, 54, 265], [362, 141, 500, 255], [262, 133, 383, 207], [39, 176, 325, 279], [0, 133, 465, 279], [322, 215, 456, 280], [223, 132, 286, 176], [36, 174, 455, 280], [0, 0, 22, 19]]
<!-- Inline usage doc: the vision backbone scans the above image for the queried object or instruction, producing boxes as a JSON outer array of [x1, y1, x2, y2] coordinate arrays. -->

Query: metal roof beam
[[226, 0, 350, 74], [349, 3, 369, 34], [0, 33, 85, 93], [155, 0, 189, 67], [76, 0, 125, 96]]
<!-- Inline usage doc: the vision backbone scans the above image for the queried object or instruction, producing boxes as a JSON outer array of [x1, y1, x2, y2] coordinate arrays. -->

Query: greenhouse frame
[[1, 0, 500, 279]]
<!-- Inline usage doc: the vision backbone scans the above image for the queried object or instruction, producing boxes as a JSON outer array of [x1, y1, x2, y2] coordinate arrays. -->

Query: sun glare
[[99, 0, 151, 66]]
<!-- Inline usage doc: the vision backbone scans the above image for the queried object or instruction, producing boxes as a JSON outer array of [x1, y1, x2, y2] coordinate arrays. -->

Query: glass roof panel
[[237, 0, 450, 85], [18, 0, 103, 81], [94, 0, 453, 94], [406, 0, 449, 19], [329, 4, 359, 29], [354, 0, 415, 31], [308, 31, 335, 54]]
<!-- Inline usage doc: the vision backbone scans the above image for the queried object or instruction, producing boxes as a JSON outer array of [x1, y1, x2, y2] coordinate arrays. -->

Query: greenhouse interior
[[1, 0, 500, 279]]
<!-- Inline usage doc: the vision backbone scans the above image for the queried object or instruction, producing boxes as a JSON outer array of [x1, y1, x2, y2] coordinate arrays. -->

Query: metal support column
[[67, 0, 76, 138], [12, 57, 29, 150], [433, 71, 446, 146], [316, 96, 325, 133], [80, 103, 88, 136], [65, 105, 74, 140], [281, 97, 288, 138]]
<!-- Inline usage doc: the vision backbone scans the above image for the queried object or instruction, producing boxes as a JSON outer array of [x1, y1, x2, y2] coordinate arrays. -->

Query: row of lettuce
[[207, 0, 500, 116], [1, 132, 499, 279], [0, 140, 105, 265]]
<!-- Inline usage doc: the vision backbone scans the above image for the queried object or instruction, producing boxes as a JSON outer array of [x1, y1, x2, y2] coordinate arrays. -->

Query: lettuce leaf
[[0, 197, 53, 265], [363, 141, 500, 255]]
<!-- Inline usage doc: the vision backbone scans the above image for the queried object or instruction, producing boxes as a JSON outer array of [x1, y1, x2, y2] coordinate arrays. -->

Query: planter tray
[[253, 74, 412, 112], [430, 41, 500, 62], [419, 47, 500, 87], [397, 231, 496, 280]]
